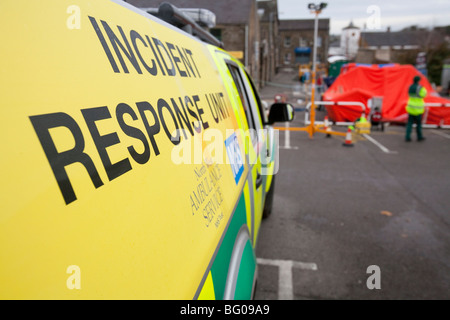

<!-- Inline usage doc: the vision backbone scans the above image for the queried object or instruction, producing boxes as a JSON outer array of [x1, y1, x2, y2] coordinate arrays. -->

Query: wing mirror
[[267, 103, 295, 125]]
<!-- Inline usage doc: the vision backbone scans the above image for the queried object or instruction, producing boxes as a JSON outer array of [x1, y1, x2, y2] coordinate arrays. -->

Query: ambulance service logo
[[224, 133, 244, 185]]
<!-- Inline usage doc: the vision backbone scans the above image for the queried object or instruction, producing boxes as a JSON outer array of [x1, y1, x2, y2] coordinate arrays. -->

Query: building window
[[299, 38, 307, 47], [295, 52, 310, 64], [284, 36, 291, 47], [284, 53, 291, 64]]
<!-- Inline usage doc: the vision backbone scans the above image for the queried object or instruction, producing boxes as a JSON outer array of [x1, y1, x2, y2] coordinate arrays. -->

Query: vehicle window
[[244, 70, 267, 125], [227, 64, 256, 132]]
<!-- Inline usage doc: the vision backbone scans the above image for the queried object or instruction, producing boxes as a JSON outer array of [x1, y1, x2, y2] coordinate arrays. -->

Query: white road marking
[[431, 130, 450, 139], [362, 133, 398, 154], [257, 258, 318, 300]]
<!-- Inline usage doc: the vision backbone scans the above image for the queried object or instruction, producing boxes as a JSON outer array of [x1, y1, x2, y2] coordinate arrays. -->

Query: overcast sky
[[276, 0, 450, 35]]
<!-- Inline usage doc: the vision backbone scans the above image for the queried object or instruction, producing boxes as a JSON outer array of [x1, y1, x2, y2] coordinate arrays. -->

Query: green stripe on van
[[210, 191, 249, 300], [234, 240, 256, 299]]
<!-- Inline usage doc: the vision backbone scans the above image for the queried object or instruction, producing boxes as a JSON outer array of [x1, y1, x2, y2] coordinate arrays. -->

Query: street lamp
[[295, 3, 346, 140], [308, 3, 327, 11], [307, 2, 327, 138]]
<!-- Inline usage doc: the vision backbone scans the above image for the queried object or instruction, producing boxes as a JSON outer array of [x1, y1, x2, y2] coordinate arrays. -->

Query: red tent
[[323, 63, 450, 126]]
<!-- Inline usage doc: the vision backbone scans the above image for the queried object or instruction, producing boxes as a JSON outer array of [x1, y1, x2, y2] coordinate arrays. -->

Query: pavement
[[254, 69, 450, 300], [259, 68, 309, 106]]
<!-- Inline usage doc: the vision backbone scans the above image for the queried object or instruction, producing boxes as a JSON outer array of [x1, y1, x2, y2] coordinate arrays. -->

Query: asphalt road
[[254, 72, 450, 300]]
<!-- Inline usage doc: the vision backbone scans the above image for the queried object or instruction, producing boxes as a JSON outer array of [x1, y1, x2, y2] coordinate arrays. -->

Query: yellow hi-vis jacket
[[406, 85, 427, 116]]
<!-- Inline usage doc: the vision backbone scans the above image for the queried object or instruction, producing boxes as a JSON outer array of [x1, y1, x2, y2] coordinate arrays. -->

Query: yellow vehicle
[[298, 63, 327, 82], [0, 0, 293, 299]]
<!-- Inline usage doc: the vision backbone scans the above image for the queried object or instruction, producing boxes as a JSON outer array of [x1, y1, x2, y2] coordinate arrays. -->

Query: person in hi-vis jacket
[[405, 75, 427, 142]]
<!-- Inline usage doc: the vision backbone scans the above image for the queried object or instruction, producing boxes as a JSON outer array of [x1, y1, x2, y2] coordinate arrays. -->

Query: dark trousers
[[406, 114, 423, 141]]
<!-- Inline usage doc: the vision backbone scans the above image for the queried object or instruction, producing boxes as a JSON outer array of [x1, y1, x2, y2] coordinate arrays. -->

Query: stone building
[[257, 0, 279, 86], [357, 28, 423, 64], [126, 0, 261, 80], [278, 18, 330, 69]]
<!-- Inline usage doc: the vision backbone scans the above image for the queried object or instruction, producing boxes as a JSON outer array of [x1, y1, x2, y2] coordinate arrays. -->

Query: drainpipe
[[245, 24, 249, 68], [269, 12, 273, 80]]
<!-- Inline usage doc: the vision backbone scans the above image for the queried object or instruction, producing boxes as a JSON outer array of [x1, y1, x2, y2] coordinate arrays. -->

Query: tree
[[427, 42, 450, 85]]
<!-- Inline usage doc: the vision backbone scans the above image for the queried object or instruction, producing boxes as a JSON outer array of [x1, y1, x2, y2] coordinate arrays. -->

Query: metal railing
[[304, 101, 367, 126], [304, 101, 450, 129], [422, 103, 450, 128]]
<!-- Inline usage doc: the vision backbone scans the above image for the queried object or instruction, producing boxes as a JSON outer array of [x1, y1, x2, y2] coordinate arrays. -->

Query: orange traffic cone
[[342, 127, 354, 147], [324, 116, 331, 138]]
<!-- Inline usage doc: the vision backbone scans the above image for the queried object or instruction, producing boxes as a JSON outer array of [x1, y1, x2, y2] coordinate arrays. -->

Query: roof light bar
[[142, 2, 223, 48]]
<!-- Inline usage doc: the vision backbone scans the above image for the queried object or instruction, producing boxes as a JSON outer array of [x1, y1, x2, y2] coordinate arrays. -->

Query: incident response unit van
[[0, 0, 294, 299]]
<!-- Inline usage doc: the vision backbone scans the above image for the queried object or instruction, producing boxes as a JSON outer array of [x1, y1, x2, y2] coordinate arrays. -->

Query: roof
[[125, 0, 254, 25], [360, 30, 424, 47], [279, 19, 329, 31], [343, 21, 359, 30], [329, 38, 341, 47]]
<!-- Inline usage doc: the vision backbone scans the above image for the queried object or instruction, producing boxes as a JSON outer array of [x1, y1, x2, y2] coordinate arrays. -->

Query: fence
[[303, 101, 450, 129]]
